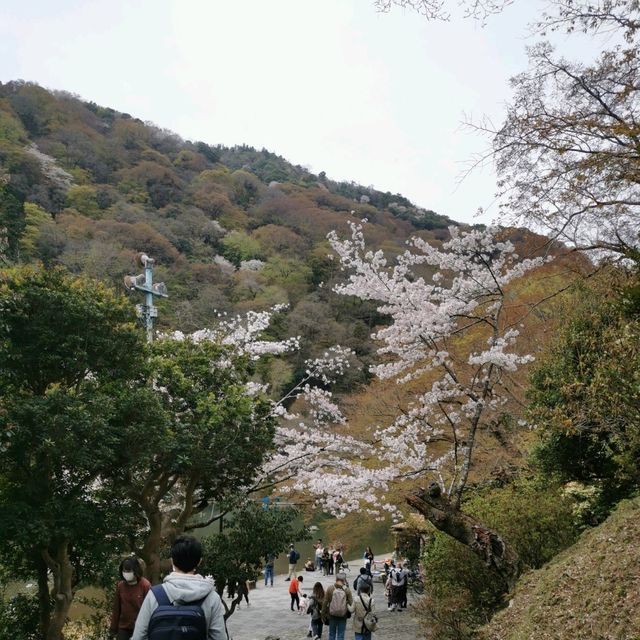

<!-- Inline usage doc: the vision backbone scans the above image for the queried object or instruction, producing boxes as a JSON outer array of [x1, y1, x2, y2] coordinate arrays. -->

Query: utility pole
[[124, 253, 168, 343]]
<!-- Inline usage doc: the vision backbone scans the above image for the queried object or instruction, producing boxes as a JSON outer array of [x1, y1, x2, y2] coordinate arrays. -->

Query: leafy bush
[[418, 478, 579, 639], [0, 591, 40, 640], [528, 274, 640, 515]]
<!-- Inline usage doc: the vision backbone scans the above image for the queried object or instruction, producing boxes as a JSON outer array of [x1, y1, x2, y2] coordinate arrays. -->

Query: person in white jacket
[[132, 535, 226, 640]]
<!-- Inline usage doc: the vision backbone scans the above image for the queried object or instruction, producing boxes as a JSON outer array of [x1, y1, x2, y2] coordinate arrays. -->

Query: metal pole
[[144, 262, 154, 343], [124, 253, 168, 344]]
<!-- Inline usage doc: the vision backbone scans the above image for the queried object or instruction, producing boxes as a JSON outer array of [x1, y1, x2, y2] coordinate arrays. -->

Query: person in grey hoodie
[[132, 535, 226, 640]]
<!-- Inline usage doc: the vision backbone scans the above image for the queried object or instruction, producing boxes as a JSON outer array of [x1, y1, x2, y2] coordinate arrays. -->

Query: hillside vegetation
[[0, 80, 463, 396], [479, 496, 640, 640]]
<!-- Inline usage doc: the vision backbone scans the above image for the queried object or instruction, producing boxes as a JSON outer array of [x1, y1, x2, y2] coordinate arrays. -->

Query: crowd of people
[[281, 542, 393, 640], [108, 536, 411, 640], [287, 571, 375, 640]]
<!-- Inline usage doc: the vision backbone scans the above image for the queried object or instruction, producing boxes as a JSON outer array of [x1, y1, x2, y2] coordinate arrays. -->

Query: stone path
[[224, 559, 421, 640]]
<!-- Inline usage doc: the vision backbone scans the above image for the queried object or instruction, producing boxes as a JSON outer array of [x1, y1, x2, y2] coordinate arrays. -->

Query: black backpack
[[148, 585, 207, 640]]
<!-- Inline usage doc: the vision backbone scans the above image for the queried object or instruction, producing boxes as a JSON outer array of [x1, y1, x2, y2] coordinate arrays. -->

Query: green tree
[[529, 274, 640, 512], [221, 230, 263, 266], [0, 181, 25, 260], [123, 337, 277, 583], [0, 266, 160, 640], [200, 504, 308, 619]]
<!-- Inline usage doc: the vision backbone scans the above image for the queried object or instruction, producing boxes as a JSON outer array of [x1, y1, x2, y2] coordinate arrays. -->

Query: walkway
[[224, 559, 421, 640]]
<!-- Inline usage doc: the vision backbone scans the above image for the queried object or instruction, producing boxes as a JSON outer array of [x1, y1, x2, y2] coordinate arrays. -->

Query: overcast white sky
[[0, 0, 597, 223]]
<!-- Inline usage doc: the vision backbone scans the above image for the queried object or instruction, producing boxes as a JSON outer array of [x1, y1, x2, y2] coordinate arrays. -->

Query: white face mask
[[122, 571, 136, 582]]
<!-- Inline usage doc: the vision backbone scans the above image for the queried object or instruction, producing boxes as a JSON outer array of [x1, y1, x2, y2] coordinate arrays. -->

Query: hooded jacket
[[132, 572, 225, 640]]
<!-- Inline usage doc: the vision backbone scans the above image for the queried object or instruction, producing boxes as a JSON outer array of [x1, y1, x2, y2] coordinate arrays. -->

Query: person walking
[[363, 547, 374, 576], [321, 572, 353, 640], [388, 564, 404, 612], [354, 567, 373, 595], [109, 556, 150, 640], [397, 562, 409, 609], [289, 574, 304, 611], [131, 535, 225, 640], [315, 541, 323, 571], [321, 547, 331, 576], [307, 581, 325, 639], [352, 583, 375, 640], [385, 572, 393, 610], [264, 553, 275, 587], [286, 544, 300, 581]]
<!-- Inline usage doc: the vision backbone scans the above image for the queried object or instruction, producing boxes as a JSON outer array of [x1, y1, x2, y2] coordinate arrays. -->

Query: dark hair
[[360, 583, 371, 594], [359, 567, 367, 575], [312, 582, 325, 600], [171, 535, 202, 573], [119, 556, 143, 580], [298, 575, 304, 582]]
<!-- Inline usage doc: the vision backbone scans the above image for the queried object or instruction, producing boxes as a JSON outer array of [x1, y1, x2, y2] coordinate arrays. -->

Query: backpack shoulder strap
[[359, 593, 370, 612], [151, 584, 171, 607], [151, 584, 207, 609]]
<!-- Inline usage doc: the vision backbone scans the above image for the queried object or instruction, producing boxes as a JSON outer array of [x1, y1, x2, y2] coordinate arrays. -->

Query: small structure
[[390, 514, 432, 567], [124, 253, 168, 343]]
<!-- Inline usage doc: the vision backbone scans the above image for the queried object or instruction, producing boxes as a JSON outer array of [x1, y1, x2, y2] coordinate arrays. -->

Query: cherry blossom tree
[[179, 307, 369, 502], [325, 222, 548, 588], [131, 305, 365, 576]]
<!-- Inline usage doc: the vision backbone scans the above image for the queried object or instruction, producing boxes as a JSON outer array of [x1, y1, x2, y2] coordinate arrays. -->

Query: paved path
[[224, 560, 421, 640]]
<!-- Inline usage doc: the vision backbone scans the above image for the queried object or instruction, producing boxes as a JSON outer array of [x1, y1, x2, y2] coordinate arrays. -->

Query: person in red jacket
[[110, 556, 151, 639], [288, 574, 304, 611]]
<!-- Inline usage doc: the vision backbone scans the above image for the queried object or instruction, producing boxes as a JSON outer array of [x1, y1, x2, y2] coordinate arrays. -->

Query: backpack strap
[[151, 584, 207, 609], [359, 594, 370, 634], [151, 584, 171, 607]]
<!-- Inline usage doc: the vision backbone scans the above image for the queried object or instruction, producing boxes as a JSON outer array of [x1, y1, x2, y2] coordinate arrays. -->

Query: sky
[[0, 0, 598, 224]]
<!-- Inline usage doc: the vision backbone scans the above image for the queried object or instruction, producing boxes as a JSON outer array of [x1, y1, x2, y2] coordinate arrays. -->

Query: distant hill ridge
[[0, 80, 575, 400], [0, 80, 453, 230]]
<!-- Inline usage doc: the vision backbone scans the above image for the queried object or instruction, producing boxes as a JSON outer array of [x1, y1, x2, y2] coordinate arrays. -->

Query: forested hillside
[[0, 80, 460, 394]]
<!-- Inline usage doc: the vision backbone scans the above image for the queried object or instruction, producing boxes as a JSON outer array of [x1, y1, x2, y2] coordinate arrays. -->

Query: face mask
[[123, 571, 136, 582]]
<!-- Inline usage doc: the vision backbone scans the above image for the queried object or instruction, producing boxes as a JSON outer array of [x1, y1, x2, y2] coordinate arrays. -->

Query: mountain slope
[[0, 80, 462, 391]]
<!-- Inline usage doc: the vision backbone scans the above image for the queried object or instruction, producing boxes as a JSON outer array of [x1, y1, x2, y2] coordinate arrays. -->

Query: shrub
[[528, 274, 640, 515], [0, 591, 40, 640], [417, 477, 579, 639]]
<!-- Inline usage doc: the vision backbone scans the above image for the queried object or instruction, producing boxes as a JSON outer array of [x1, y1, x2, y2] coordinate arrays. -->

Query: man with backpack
[[285, 544, 300, 581], [321, 572, 353, 640], [353, 567, 373, 595], [132, 535, 225, 640], [352, 583, 377, 640], [388, 564, 405, 613]]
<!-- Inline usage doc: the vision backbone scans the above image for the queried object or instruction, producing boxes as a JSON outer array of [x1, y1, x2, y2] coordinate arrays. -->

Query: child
[[109, 556, 150, 640], [298, 593, 309, 615]]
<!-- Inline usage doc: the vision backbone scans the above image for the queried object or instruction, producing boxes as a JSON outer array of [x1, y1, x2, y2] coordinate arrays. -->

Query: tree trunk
[[406, 486, 521, 591], [42, 542, 75, 640], [35, 555, 51, 639], [140, 508, 163, 584]]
